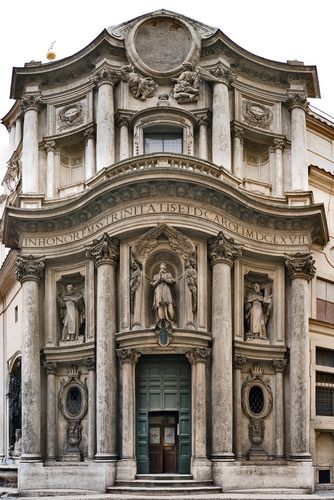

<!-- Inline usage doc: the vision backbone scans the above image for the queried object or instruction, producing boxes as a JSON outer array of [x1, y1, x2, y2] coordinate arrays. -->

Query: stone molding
[[117, 348, 141, 364], [272, 359, 287, 373], [234, 354, 247, 369], [285, 252, 316, 282], [15, 255, 45, 283], [185, 347, 210, 364], [43, 361, 57, 375], [21, 94, 41, 113], [91, 65, 120, 88], [208, 231, 242, 267], [86, 232, 120, 267], [286, 92, 308, 111], [82, 356, 96, 371], [210, 63, 235, 86]]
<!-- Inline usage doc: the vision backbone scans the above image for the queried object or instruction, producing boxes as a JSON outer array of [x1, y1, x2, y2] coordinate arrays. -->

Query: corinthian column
[[285, 253, 315, 460], [92, 66, 120, 171], [21, 95, 41, 193], [208, 232, 242, 462], [287, 93, 308, 191], [117, 348, 141, 480], [87, 233, 119, 461], [16, 255, 45, 462], [211, 65, 235, 170]]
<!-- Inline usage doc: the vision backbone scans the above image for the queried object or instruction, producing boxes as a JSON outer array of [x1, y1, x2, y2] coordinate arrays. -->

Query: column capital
[[210, 64, 235, 86], [185, 347, 210, 364], [234, 354, 247, 369], [43, 140, 56, 153], [83, 356, 96, 371], [16, 255, 45, 283], [232, 123, 244, 142], [86, 233, 120, 267], [83, 126, 95, 143], [115, 111, 132, 128], [43, 361, 57, 374], [272, 359, 287, 373], [117, 348, 141, 364], [21, 94, 42, 113], [196, 112, 210, 128], [271, 137, 285, 151], [208, 231, 242, 267], [286, 92, 308, 111], [285, 252, 316, 282], [91, 65, 120, 88]]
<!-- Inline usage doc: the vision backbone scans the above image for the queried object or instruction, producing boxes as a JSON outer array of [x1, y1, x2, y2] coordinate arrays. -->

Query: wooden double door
[[149, 412, 178, 473]]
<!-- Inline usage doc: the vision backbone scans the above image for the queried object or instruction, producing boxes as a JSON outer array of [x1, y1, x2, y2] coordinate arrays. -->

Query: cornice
[[307, 111, 334, 140], [2, 153, 328, 250], [10, 30, 125, 99], [1, 100, 22, 129], [309, 165, 334, 194], [201, 31, 319, 97], [0, 249, 18, 294]]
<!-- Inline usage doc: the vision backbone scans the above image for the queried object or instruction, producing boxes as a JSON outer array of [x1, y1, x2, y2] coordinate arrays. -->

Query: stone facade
[[0, 8, 334, 495]]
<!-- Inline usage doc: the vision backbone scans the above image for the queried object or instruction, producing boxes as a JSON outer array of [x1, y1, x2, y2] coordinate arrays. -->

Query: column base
[[289, 453, 312, 461], [116, 459, 137, 481], [191, 457, 212, 481], [211, 452, 235, 461], [20, 454, 43, 463], [95, 452, 118, 462]]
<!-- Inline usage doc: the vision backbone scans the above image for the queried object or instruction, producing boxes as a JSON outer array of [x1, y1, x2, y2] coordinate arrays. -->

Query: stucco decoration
[[172, 63, 200, 103], [56, 101, 86, 132], [242, 100, 273, 130], [120, 64, 158, 100], [4, 159, 21, 193]]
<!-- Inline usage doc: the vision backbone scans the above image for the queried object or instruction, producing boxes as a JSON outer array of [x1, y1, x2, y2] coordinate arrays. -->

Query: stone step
[[136, 474, 193, 480], [116, 479, 212, 487], [107, 485, 223, 496]]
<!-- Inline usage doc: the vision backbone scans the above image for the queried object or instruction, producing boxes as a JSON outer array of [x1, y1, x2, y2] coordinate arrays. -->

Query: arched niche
[[130, 224, 197, 330]]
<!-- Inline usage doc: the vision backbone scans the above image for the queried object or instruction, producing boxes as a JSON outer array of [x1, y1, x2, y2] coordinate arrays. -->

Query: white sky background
[[0, 0, 333, 167]]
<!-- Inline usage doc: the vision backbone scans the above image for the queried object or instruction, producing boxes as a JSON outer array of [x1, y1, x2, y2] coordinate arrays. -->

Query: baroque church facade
[[1, 9, 334, 496]]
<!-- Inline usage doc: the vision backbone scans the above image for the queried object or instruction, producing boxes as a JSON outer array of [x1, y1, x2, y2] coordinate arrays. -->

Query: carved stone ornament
[[210, 64, 235, 86], [234, 354, 247, 369], [130, 258, 142, 312], [117, 348, 141, 364], [154, 319, 173, 347], [286, 92, 308, 111], [186, 347, 209, 364], [15, 255, 45, 284], [21, 94, 41, 113], [208, 231, 242, 267], [185, 258, 197, 313], [43, 361, 57, 375], [82, 126, 95, 143], [57, 102, 85, 131], [272, 359, 287, 372], [172, 62, 200, 104], [232, 124, 244, 142], [86, 232, 120, 267], [82, 356, 96, 371], [5, 159, 21, 192], [249, 418, 264, 447], [241, 364, 273, 420], [284, 252, 316, 282], [91, 65, 120, 88], [120, 64, 158, 101], [242, 100, 273, 130]]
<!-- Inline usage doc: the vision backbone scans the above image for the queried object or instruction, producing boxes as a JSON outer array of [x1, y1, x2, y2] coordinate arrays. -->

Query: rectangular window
[[316, 347, 334, 367], [319, 469, 331, 484], [316, 279, 334, 323], [144, 133, 183, 154], [14, 305, 18, 323], [316, 371, 334, 416]]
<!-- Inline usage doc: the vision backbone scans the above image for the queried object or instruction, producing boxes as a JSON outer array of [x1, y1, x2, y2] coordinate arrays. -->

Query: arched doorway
[[8, 356, 21, 453], [136, 355, 191, 474]]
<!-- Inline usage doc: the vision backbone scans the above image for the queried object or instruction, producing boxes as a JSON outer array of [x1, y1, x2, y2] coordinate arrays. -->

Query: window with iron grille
[[316, 371, 334, 416]]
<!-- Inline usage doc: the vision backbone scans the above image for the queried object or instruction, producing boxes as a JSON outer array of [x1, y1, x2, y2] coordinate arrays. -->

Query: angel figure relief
[[244, 282, 272, 340]]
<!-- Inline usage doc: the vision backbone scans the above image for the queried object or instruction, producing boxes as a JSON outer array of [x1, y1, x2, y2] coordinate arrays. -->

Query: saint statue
[[151, 263, 176, 323], [244, 282, 272, 339], [58, 283, 85, 342]]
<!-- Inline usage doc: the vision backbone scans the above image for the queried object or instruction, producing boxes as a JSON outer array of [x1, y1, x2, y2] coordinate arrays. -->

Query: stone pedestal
[[285, 253, 315, 460], [21, 95, 41, 194], [211, 66, 234, 170], [87, 234, 119, 461], [287, 93, 308, 191], [92, 67, 119, 171], [186, 348, 212, 480], [208, 232, 242, 465], [15, 255, 45, 462], [117, 348, 140, 480]]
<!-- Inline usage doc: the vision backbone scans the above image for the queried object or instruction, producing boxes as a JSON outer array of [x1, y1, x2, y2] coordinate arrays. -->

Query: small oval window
[[249, 385, 264, 414], [66, 386, 82, 417]]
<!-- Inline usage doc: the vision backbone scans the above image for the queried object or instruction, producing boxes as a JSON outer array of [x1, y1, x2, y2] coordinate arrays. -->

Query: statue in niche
[[58, 283, 85, 342], [172, 62, 200, 104], [151, 263, 176, 323], [244, 282, 272, 339], [130, 259, 142, 313], [120, 64, 158, 101], [185, 258, 197, 313]]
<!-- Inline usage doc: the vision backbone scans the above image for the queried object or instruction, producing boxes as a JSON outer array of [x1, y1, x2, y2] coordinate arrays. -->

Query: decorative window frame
[[131, 108, 196, 156], [59, 367, 88, 422], [241, 375, 273, 420]]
